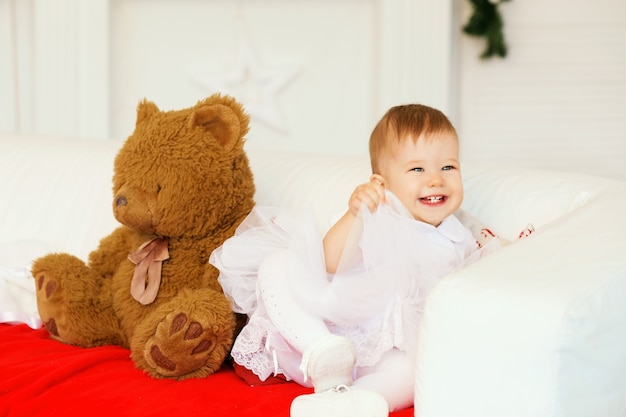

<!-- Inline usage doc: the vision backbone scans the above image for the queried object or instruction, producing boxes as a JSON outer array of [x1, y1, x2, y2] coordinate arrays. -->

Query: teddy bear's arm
[[87, 226, 144, 280]]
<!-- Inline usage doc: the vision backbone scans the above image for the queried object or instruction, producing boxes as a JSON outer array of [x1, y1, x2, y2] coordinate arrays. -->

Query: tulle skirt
[[210, 193, 495, 382]]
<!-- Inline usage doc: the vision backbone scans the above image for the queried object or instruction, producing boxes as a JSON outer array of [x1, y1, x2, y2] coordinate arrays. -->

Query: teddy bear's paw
[[144, 312, 218, 378], [33, 270, 66, 338]]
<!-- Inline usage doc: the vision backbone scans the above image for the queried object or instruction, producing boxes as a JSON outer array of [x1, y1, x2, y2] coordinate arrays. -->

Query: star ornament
[[193, 38, 299, 133]]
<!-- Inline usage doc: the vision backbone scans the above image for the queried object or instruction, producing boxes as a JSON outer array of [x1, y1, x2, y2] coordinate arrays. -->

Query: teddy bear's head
[[112, 95, 255, 238]]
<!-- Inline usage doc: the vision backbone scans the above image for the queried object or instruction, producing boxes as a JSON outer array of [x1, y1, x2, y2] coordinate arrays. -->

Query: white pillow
[[460, 167, 611, 241]]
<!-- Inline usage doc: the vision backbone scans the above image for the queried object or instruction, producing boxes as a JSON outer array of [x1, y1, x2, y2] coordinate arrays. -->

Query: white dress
[[210, 192, 489, 382]]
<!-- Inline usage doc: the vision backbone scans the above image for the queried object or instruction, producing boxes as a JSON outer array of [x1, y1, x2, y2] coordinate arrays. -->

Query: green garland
[[463, 0, 511, 59]]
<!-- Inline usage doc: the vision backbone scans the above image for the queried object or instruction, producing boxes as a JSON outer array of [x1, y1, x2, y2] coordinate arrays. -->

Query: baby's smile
[[419, 195, 447, 205]]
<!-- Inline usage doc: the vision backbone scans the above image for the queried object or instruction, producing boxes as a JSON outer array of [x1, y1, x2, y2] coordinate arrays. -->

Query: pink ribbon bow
[[128, 237, 170, 305]]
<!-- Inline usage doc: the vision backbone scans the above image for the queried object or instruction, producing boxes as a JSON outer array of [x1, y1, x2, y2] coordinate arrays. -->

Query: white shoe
[[290, 386, 389, 417], [301, 335, 356, 393]]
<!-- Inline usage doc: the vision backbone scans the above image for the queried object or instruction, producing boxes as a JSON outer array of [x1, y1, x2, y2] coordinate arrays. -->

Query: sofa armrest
[[414, 184, 626, 417]]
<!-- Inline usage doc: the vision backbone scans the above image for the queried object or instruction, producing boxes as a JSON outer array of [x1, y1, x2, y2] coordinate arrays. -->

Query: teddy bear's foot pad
[[34, 272, 65, 337], [44, 318, 59, 336], [145, 312, 216, 377]]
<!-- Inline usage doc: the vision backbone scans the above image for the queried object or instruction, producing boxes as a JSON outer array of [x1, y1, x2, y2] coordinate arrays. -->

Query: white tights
[[353, 349, 415, 412], [257, 250, 414, 411]]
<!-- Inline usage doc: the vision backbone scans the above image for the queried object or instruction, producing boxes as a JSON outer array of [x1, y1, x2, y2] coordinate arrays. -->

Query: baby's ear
[[369, 174, 386, 186]]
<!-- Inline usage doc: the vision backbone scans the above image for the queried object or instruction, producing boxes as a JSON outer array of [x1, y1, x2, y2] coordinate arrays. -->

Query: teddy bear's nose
[[116, 196, 128, 207]]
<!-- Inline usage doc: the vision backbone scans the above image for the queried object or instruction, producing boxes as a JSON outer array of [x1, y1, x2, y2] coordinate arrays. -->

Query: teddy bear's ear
[[135, 99, 160, 126], [188, 104, 243, 151]]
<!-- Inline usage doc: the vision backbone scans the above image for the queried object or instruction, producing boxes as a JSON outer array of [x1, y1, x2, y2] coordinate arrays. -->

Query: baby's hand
[[348, 174, 386, 216]]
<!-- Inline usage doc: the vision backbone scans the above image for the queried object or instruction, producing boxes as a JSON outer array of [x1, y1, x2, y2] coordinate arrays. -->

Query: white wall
[[455, 0, 626, 180], [0, 0, 454, 157], [0, 0, 16, 132], [109, 0, 454, 156], [0, 0, 110, 138], [1, 0, 625, 180]]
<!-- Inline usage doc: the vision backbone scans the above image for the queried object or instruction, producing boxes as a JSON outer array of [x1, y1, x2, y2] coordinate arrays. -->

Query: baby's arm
[[323, 175, 386, 273]]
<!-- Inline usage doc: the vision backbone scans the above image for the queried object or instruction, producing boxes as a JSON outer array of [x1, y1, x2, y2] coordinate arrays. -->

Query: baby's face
[[380, 132, 463, 226]]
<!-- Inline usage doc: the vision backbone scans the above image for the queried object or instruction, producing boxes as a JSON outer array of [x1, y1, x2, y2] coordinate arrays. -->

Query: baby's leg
[[273, 346, 310, 386], [353, 349, 415, 412], [259, 250, 355, 392], [258, 250, 329, 352]]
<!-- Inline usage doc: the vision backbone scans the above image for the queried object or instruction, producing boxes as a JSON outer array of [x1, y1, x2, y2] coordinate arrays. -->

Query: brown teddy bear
[[31, 94, 256, 379]]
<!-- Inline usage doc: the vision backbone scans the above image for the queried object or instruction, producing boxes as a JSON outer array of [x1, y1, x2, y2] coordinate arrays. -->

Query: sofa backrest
[[0, 135, 122, 263], [0, 135, 618, 265]]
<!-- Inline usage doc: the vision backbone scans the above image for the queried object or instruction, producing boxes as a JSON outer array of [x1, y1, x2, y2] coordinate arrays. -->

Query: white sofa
[[1, 134, 625, 417]]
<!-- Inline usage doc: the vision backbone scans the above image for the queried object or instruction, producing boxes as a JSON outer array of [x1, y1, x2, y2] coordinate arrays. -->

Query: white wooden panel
[[75, 0, 110, 139], [4, 0, 453, 154], [12, 0, 34, 134], [32, 0, 109, 139], [455, 0, 626, 180], [109, 0, 453, 156], [378, 0, 454, 114], [0, 0, 16, 132], [32, 0, 79, 136], [110, 0, 376, 154]]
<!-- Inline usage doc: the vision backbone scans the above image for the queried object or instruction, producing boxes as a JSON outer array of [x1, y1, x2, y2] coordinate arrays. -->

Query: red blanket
[[0, 324, 413, 416]]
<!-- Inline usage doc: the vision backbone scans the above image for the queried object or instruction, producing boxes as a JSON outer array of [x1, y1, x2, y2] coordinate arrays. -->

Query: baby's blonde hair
[[369, 104, 457, 174]]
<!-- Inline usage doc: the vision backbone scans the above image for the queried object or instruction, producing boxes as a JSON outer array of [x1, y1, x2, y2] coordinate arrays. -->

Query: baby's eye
[[441, 165, 456, 171], [410, 167, 424, 172]]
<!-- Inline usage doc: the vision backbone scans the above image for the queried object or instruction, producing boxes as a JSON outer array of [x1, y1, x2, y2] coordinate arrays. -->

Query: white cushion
[[460, 166, 618, 241]]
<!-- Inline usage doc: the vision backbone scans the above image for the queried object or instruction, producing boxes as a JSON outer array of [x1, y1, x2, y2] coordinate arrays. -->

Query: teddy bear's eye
[[157, 184, 162, 193]]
